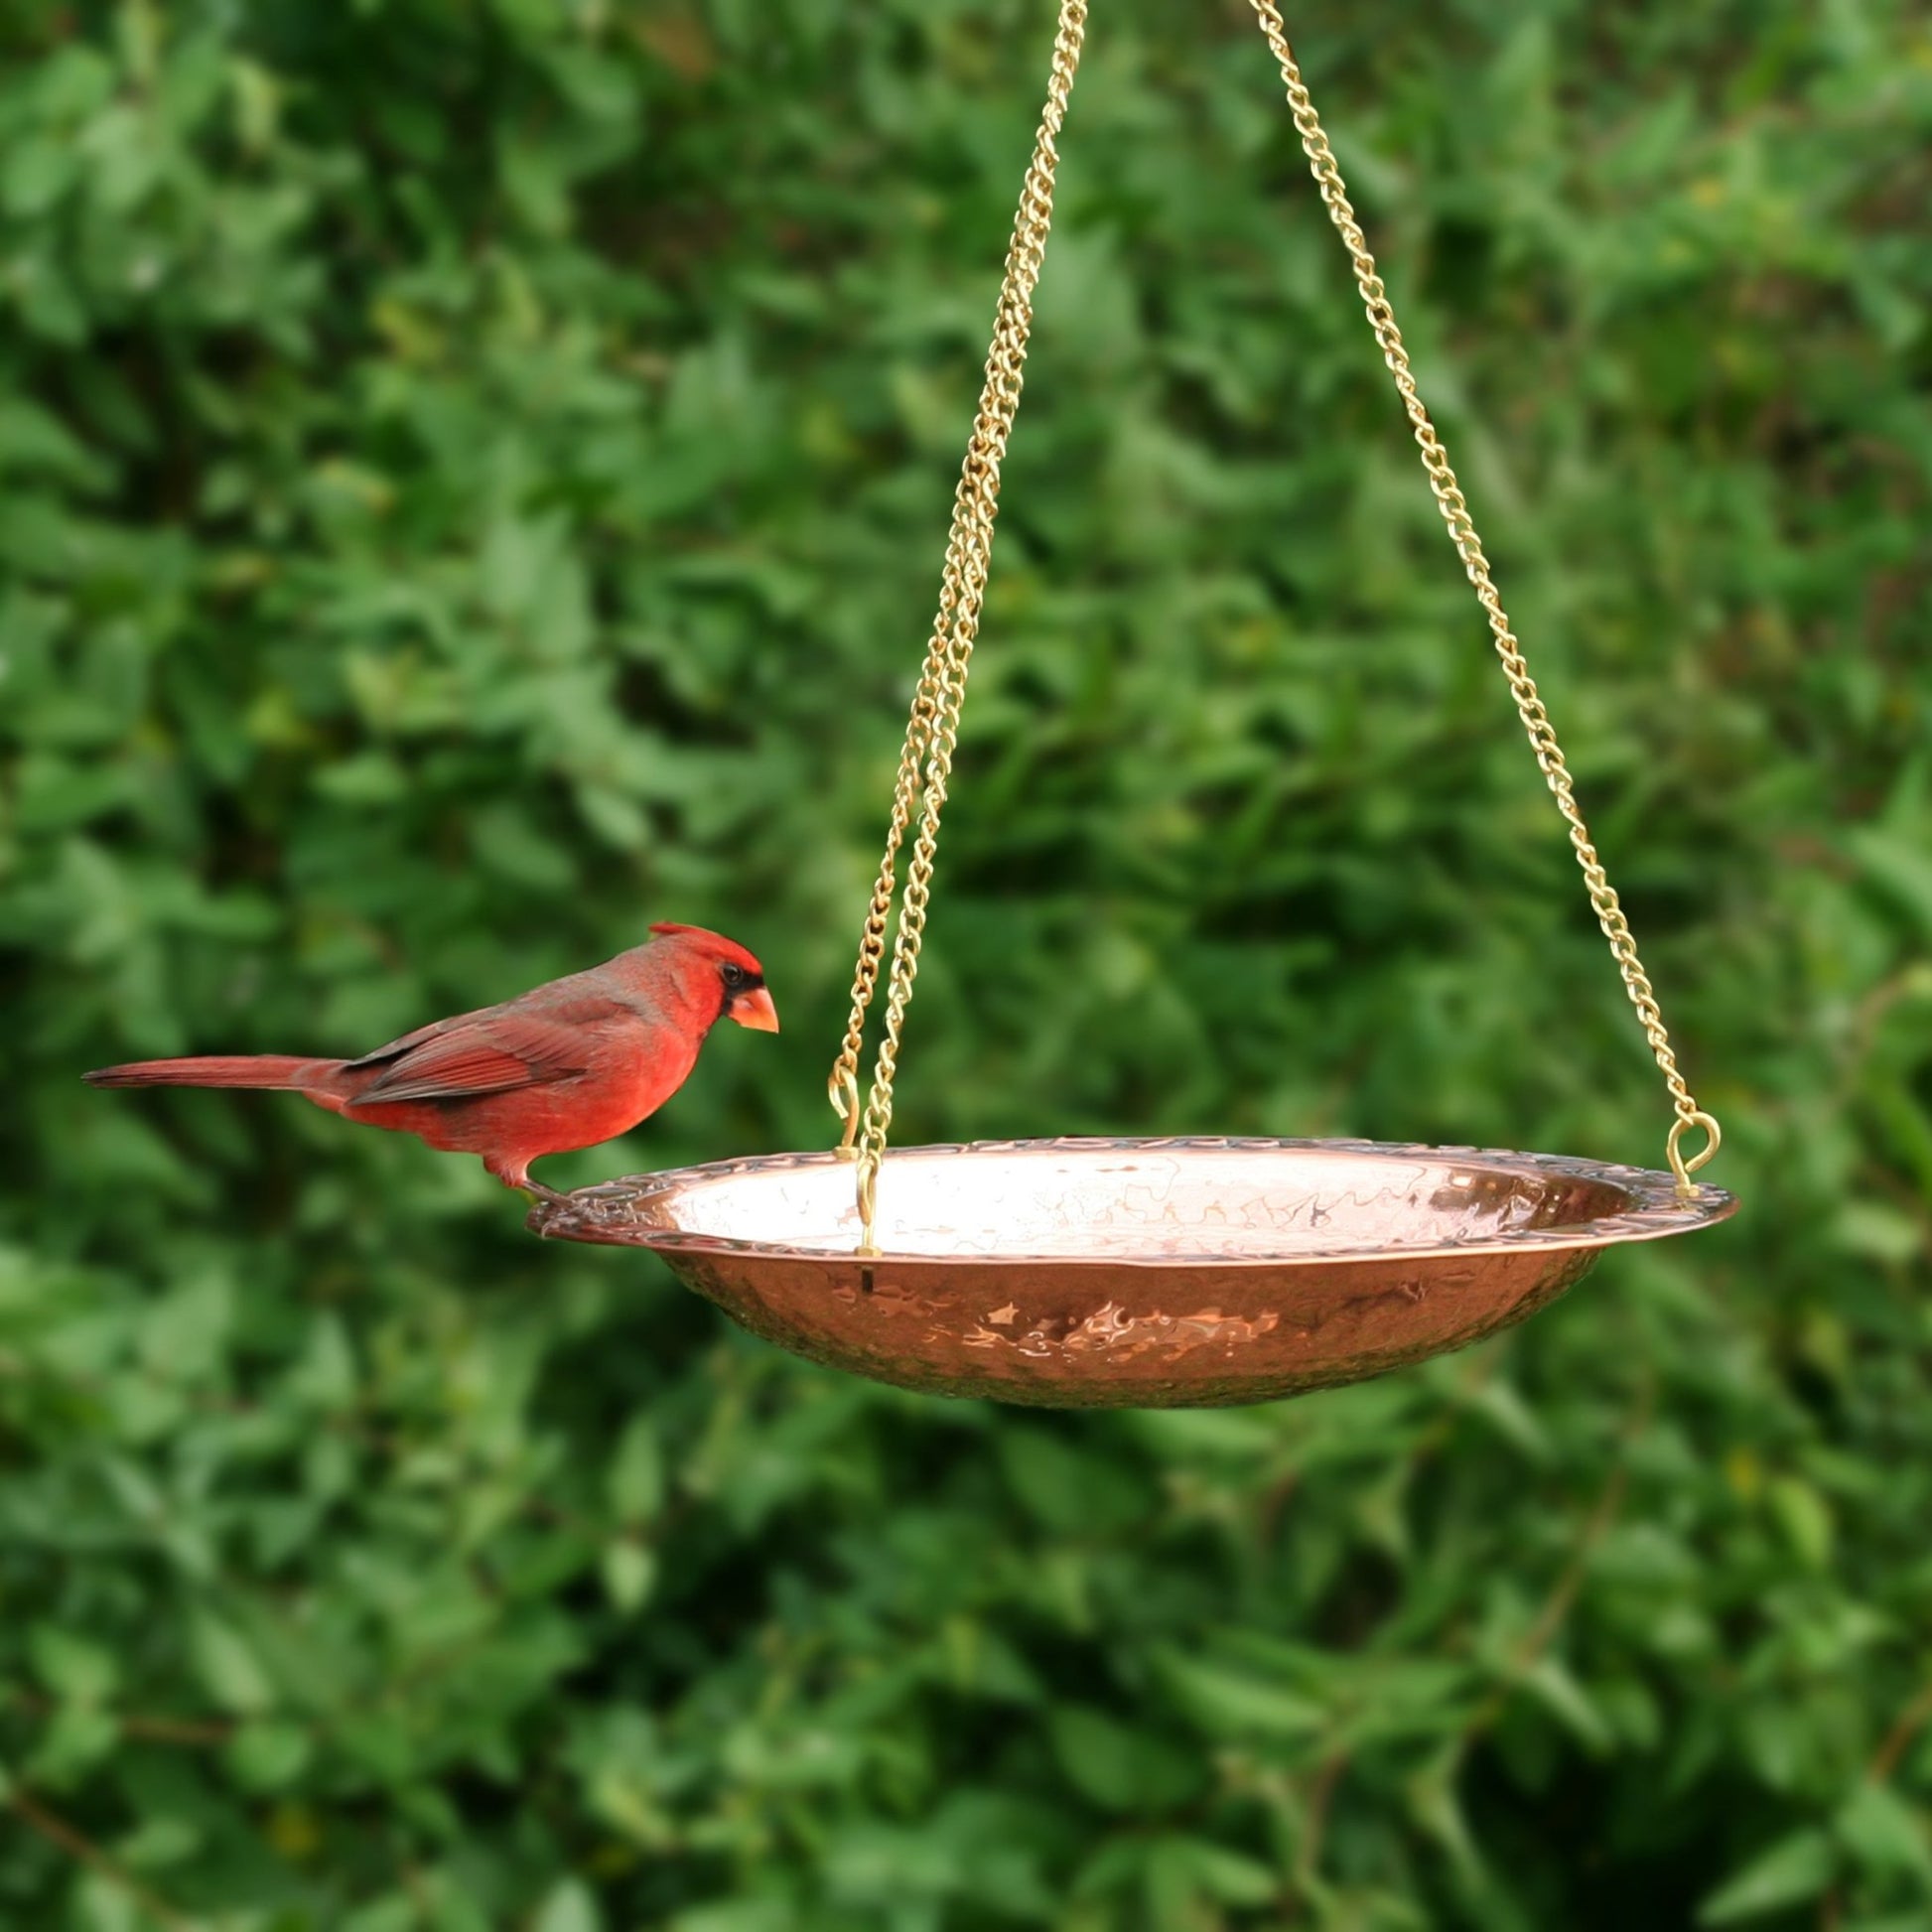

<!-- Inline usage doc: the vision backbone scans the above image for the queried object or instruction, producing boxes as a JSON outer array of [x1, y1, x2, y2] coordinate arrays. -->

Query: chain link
[[831, 0, 1720, 1243], [829, 0, 1088, 1246], [1244, 0, 1718, 1196]]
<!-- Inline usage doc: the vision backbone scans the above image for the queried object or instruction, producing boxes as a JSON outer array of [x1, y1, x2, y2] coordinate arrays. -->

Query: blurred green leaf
[[1699, 1830, 1839, 1924], [1153, 1646, 1327, 1739], [27, 1625, 117, 1706], [1835, 1781, 1932, 1885], [534, 1879, 604, 1932], [1048, 1706, 1205, 1812], [601, 1540, 656, 1613], [225, 1720, 314, 1793], [607, 1415, 665, 1522], [189, 1611, 274, 1716]]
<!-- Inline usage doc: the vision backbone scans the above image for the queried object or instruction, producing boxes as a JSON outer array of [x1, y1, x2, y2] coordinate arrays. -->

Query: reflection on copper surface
[[530, 1137, 1736, 1409]]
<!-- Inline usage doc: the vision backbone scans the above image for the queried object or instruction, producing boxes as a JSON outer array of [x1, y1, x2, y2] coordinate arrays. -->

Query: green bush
[[2, 1, 1928, 1926]]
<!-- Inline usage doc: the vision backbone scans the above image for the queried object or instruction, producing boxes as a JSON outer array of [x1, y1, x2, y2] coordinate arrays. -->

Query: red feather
[[349, 1011, 599, 1105]]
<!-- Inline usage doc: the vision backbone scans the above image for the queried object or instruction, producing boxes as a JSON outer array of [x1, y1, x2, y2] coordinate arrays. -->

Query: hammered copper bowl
[[528, 1137, 1737, 1408]]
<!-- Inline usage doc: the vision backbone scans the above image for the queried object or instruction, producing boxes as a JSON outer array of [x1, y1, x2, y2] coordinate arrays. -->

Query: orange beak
[[730, 985, 780, 1034]]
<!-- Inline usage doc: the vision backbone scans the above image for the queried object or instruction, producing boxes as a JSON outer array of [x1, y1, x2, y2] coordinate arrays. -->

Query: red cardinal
[[83, 923, 777, 1202]]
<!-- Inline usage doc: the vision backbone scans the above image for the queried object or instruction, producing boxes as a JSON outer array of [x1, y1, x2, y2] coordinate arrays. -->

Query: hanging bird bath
[[530, 0, 1735, 1404]]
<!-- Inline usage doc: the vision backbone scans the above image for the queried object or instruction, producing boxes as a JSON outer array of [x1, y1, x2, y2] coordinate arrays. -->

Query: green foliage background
[[2, 0, 1929, 1926]]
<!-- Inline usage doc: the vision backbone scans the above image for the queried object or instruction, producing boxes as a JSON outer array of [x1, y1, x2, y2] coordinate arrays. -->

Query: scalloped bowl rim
[[531, 1135, 1738, 1267]]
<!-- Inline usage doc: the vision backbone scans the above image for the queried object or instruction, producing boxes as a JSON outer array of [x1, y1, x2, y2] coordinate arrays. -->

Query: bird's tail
[[83, 1054, 332, 1091]]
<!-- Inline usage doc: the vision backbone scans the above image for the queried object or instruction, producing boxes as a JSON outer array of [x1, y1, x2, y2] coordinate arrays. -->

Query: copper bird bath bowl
[[529, 1139, 1737, 1407]]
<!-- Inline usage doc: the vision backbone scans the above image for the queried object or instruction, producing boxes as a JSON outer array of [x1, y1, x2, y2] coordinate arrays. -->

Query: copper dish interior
[[530, 1138, 1737, 1408]]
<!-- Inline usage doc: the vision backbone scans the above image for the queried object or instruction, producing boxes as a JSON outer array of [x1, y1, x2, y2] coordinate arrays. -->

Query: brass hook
[[1667, 1110, 1722, 1199]]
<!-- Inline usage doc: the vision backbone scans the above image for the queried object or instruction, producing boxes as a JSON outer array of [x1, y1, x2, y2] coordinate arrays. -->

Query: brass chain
[[831, 0, 1720, 1244], [826, 644, 945, 1153], [830, 0, 1088, 1249], [1244, 0, 1718, 1198]]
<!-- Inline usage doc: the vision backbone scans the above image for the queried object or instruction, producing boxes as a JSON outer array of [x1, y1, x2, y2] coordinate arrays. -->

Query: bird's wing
[[341, 968, 606, 1073], [349, 1003, 611, 1105], [342, 1008, 486, 1072]]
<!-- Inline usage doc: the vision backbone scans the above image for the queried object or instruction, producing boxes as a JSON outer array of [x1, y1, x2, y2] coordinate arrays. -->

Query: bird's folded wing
[[350, 1010, 598, 1104], [342, 1008, 487, 1071]]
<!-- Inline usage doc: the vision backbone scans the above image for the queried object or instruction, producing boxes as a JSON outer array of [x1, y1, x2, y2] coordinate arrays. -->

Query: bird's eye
[[721, 962, 749, 991]]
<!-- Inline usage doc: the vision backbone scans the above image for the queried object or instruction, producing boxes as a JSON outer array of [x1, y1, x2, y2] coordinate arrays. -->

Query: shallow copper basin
[[528, 1137, 1737, 1408]]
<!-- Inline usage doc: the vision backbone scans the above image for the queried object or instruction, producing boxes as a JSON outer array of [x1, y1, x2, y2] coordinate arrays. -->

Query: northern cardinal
[[83, 923, 778, 1201]]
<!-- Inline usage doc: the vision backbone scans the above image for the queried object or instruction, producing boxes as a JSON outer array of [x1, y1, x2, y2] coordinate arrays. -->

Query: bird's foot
[[484, 1158, 571, 1207]]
